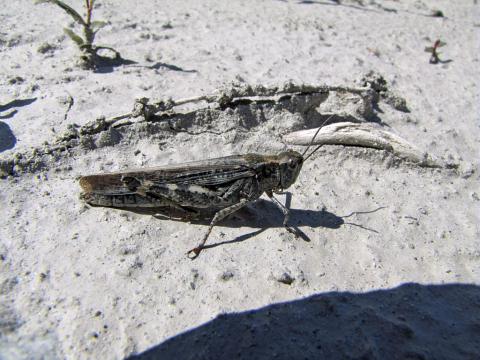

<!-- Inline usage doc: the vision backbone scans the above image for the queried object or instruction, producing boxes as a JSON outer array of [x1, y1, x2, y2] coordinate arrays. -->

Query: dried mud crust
[[0, 74, 439, 179]]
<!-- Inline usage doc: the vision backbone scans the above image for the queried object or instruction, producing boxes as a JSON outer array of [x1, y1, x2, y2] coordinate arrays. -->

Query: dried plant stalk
[[284, 122, 439, 167]]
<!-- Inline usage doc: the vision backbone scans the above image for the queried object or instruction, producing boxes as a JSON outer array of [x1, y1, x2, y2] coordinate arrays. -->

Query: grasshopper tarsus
[[188, 199, 250, 258], [266, 191, 291, 227], [186, 247, 202, 260]]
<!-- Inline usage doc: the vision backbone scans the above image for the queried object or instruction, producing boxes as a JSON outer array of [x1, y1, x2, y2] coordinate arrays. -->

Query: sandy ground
[[1, 0, 479, 359]]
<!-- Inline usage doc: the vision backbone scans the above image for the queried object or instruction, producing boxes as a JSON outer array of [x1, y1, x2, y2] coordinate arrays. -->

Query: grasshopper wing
[[79, 155, 263, 209], [79, 155, 259, 194]]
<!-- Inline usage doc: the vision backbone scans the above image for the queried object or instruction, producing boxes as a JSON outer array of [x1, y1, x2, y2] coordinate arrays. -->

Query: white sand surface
[[1, 0, 479, 359]]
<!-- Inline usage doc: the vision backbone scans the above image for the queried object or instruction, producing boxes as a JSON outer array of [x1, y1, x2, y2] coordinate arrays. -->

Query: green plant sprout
[[36, 0, 121, 69], [424, 40, 446, 64]]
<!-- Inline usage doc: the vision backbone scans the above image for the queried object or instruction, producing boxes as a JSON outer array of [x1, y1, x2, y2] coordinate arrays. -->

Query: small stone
[[94, 311, 102, 317], [30, 84, 40, 92], [118, 244, 138, 256], [39, 272, 48, 281], [8, 76, 25, 85], [37, 42, 56, 54], [418, 208, 428, 215], [80, 117, 108, 135], [79, 135, 96, 150], [460, 163, 475, 179], [220, 271, 234, 281], [95, 127, 123, 148], [190, 269, 200, 290], [383, 92, 409, 112], [277, 272, 295, 285]]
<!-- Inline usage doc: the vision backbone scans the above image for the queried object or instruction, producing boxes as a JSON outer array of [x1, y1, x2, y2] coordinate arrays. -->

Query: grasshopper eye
[[288, 159, 296, 168]]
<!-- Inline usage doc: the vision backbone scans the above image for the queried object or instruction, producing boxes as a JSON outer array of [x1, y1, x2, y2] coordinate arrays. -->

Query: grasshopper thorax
[[276, 150, 304, 190]]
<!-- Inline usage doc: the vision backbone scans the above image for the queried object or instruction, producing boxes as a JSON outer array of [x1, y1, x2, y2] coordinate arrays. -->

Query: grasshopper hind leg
[[187, 198, 250, 259]]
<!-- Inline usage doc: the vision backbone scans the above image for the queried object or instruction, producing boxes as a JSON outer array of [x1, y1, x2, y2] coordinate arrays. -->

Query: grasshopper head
[[278, 150, 304, 189]]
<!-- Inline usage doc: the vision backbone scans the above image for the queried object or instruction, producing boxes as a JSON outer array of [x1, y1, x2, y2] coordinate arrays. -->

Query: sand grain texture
[[0, 0, 479, 359]]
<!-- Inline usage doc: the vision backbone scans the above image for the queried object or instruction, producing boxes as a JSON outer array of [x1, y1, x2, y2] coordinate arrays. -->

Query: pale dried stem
[[283, 122, 439, 167]]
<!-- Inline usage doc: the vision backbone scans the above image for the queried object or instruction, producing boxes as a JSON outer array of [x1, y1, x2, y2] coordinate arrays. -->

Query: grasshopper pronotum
[[79, 119, 330, 259]]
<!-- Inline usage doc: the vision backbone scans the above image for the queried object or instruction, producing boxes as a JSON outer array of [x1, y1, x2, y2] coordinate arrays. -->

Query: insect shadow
[[122, 193, 384, 251]]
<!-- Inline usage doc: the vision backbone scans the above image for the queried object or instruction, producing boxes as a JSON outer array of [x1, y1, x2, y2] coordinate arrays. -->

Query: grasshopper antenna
[[302, 114, 335, 161]]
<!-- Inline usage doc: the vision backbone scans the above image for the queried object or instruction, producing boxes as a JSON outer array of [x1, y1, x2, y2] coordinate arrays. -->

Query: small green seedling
[[35, 0, 121, 69], [424, 40, 446, 64]]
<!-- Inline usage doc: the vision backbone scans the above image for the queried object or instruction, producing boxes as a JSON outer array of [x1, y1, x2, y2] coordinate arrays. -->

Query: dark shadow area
[[94, 55, 137, 74], [430, 58, 454, 65], [0, 121, 16, 152], [297, 0, 383, 13], [297, 0, 454, 18], [149, 62, 198, 73], [0, 110, 17, 120], [111, 195, 384, 251], [127, 200, 343, 249], [123, 198, 344, 230], [0, 98, 37, 113], [128, 283, 480, 360]]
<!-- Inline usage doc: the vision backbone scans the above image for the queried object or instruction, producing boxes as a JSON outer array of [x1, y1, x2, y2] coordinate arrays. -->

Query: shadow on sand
[[149, 62, 198, 73], [0, 97, 37, 152], [0, 121, 16, 152], [127, 283, 480, 359], [0, 97, 37, 120], [94, 55, 137, 74], [110, 193, 384, 251]]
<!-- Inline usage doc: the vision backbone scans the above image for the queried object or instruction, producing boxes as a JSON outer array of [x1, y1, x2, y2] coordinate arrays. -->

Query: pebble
[[95, 127, 123, 148], [277, 272, 295, 285], [220, 271, 234, 281]]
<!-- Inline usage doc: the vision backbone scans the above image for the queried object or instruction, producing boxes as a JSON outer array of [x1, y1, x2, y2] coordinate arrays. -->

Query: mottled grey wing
[[136, 155, 258, 186], [79, 155, 259, 193]]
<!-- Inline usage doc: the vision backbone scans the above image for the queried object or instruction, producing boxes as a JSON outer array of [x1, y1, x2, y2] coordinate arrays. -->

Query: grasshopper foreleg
[[266, 190, 290, 226], [267, 191, 303, 239], [187, 198, 250, 259]]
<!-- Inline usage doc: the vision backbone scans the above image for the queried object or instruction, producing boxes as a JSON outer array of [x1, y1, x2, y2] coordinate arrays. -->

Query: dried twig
[[283, 122, 439, 167]]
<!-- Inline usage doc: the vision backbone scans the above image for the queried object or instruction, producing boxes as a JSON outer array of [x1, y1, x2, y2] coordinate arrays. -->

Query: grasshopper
[[79, 120, 330, 259]]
